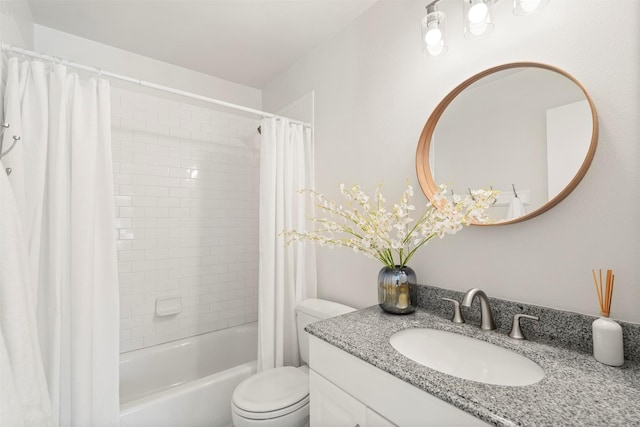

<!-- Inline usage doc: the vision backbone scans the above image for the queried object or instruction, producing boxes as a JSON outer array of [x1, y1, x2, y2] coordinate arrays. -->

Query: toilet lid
[[232, 366, 309, 415]]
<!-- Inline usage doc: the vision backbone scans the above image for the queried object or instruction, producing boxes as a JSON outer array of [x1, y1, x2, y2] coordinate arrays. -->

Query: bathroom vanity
[[306, 305, 640, 427], [308, 325, 487, 426]]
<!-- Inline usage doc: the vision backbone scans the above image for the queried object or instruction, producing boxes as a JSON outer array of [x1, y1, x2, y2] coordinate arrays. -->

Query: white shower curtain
[[2, 57, 120, 426], [257, 117, 317, 371], [0, 158, 53, 426]]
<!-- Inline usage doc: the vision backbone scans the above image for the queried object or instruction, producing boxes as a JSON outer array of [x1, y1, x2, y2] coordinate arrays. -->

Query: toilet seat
[[232, 366, 309, 420], [232, 396, 309, 420]]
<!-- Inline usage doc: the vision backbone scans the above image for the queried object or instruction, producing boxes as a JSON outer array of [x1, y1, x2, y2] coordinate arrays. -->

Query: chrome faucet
[[461, 288, 496, 330]]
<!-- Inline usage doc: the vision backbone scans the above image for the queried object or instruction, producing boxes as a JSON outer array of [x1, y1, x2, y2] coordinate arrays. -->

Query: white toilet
[[231, 298, 355, 427]]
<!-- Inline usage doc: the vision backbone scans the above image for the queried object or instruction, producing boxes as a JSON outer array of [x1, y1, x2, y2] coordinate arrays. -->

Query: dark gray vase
[[378, 265, 417, 314]]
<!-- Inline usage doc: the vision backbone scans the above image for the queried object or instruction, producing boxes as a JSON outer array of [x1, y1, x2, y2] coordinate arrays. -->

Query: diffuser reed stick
[[591, 268, 615, 317]]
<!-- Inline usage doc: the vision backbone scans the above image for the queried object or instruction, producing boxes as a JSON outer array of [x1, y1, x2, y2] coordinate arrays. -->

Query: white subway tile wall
[[111, 87, 260, 353]]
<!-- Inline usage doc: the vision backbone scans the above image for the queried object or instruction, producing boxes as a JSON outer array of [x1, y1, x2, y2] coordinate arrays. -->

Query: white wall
[[546, 100, 593, 199], [0, 0, 34, 119], [263, 1, 640, 323], [33, 25, 262, 110], [0, 16, 261, 110], [0, 0, 33, 49], [112, 87, 260, 352]]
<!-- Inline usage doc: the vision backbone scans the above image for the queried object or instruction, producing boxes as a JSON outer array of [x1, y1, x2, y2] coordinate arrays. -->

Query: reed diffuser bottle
[[591, 269, 624, 366]]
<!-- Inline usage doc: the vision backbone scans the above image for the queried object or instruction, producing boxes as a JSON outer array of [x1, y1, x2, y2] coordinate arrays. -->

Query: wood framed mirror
[[416, 62, 598, 225]]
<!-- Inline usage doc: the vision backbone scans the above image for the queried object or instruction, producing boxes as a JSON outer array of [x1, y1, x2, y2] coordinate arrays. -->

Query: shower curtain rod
[[1, 43, 310, 128]]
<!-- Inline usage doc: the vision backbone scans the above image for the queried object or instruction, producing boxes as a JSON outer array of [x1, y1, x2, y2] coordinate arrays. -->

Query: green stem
[[401, 209, 431, 246], [401, 232, 437, 266]]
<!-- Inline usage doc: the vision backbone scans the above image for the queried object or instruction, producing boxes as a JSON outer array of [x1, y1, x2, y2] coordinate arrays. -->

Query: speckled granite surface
[[416, 284, 640, 362], [306, 306, 640, 427]]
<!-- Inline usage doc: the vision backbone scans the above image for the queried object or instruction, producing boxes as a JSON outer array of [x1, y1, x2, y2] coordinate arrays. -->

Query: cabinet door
[[366, 408, 397, 427], [310, 369, 366, 427]]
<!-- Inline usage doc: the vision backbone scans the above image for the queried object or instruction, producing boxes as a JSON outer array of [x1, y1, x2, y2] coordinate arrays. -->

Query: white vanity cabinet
[[308, 335, 489, 427], [310, 369, 395, 427]]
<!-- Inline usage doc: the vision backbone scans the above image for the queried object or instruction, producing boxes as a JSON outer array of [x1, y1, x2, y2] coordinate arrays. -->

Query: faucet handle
[[441, 298, 465, 324], [509, 314, 540, 340]]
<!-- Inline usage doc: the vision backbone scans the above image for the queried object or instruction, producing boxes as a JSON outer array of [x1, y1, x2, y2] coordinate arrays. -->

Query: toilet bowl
[[231, 299, 355, 427]]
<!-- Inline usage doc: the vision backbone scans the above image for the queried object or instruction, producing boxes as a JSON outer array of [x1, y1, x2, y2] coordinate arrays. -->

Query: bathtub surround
[[1, 57, 119, 425], [112, 87, 260, 352], [257, 117, 317, 371]]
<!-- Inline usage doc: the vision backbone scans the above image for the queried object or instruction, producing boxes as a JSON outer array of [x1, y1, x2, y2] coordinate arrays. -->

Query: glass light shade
[[421, 10, 448, 57], [513, 0, 550, 15], [463, 0, 494, 38]]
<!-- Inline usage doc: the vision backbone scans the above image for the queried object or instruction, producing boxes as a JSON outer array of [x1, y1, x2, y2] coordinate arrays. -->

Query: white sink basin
[[389, 328, 545, 386]]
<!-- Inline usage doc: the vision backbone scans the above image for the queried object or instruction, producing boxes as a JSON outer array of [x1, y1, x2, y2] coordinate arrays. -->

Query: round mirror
[[416, 62, 598, 225]]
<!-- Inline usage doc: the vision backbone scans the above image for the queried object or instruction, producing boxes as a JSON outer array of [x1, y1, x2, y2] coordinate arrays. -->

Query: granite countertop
[[306, 306, 640, 427]]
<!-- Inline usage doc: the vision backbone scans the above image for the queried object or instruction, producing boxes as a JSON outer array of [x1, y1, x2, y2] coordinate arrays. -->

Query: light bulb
[[518, 0, 541, 13], [422, 4, 448, 57], [464, 0, 494, 38], [468, 1, 488, 23], [513, 0, 549, 15], [425, 27, 443, 46]]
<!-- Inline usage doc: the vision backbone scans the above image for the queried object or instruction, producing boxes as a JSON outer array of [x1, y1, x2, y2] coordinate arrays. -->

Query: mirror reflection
[[417, 63, 598, 225]]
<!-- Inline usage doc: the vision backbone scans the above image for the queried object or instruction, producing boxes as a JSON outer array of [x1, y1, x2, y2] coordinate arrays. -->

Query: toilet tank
[[295, 298, 356, 365]]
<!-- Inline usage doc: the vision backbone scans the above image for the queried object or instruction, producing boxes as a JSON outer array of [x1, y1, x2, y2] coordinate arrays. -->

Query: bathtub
[[120, 322, 257, 427]]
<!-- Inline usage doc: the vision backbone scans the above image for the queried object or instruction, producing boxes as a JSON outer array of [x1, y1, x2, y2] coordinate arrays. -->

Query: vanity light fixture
[[463, 0, 495, 38], [421, 1, 448, 57], [512, 0, 550, 15], [421, 0, 550, 58]]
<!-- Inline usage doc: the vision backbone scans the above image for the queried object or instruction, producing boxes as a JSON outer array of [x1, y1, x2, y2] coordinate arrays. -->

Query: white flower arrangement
[[283, 182, 498, 269]]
